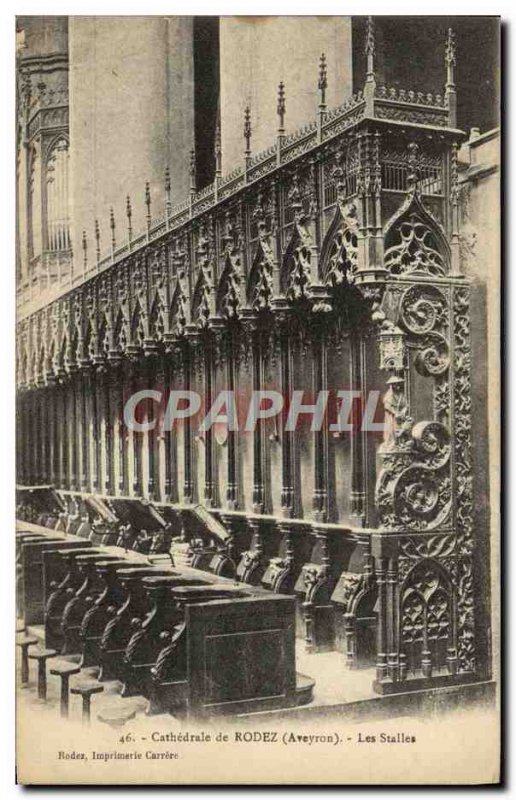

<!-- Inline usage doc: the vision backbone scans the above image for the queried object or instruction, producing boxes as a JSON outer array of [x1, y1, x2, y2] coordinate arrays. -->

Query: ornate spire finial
[[94, 219, 100, 263], [288, 174, 303, 223], [444, 28, 457, 126], [109, 207, 116, 252], [189, 148, 196, 195], [277, 82, 286, 135], [244, 105, 252, 158], [82, 230, 87, 270], [164, 168, 171, 221], [318, 53, 328, 108], [145, 181, 151, 232], [214, 118, 222, 178], [126, 195, 132, 241], [445, 28, 456, 69], [365, 16, 375, 80]]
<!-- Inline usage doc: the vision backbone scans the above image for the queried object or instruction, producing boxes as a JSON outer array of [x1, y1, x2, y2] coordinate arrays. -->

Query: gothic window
[[384, 194, 449, 277], [401, 561, 454, 675], [46, 137, 70, 252], [28, 147, 42, 259]]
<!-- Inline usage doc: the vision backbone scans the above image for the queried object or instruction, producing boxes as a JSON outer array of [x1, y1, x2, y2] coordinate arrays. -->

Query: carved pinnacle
[[145, 181, 151, 230], [164, 167, 171, 212], [277, 82, 286, 134], [365, 16, 376, 81], [214, 119, 222, 177], [126, 195, 132, 240], [110, 207, 116, 252], [94, 219, 100, 262], [189, 148, 196, 194], [318, 53, 327, 108], [82, 230, 87, 270], [244, 105, 252, 157]]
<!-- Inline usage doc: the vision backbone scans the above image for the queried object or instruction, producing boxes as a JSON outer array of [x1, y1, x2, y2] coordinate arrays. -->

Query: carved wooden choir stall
[[16, 24, 482, 719]]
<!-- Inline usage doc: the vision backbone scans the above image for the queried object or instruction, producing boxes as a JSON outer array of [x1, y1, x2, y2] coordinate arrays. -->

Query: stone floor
[[17, 625, 378, 731]]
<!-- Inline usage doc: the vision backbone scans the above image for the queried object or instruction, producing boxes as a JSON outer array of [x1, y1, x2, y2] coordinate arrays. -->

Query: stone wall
[[219, 16, 352, 171], [69, 16, 195, 276]]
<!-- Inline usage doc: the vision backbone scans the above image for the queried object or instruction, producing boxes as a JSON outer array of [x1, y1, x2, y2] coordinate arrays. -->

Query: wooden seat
[[50, 662, 82, 717], [97, 703, 137, 729], [28, 648, 57, 700], [16, 635, 38, 686], [70, 681, 105, 724]]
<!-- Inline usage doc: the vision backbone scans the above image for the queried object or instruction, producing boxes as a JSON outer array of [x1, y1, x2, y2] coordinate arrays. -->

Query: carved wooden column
[[80, 371, 89, 491], [25, 393, 31, 485], [130, 362, 142, 496], [69, 374, 78, 490], [350, 332, 366, 521], [37, 389, 45, 484], [116, 363, 127, 496], [312, 327, 328, 522], [44, 386, 52, 483], [373, 553, 389, 684], [182, 344, 194, 504], [386, 557, 400, 681], [203, 336, 215, 507], [28, 392, 35, 484], [146, 357, 156, 500], [18, 393, 26, 484], [225, 329, 238, 509], [34, 390, 40, 483], [60, 381, 69, 488], [15, 394, 21, 484], [103, 369, 114, 495], [154, 356, 167, 502], [279, 322, 295, 516], [29, 391, 37, 483], [52, 385, 59, 487], [163, 357, 173, 502], [90, 370, 100, 492], [251, 327, 266, 513], [46, 384, 55, 487]]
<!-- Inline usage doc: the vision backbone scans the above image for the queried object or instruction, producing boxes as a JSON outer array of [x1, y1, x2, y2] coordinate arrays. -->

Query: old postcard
[[15, 14, 501, 785]]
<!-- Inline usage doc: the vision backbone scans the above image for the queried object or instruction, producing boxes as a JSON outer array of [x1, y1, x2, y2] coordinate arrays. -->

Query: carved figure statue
[[381, 375, 413, 451]]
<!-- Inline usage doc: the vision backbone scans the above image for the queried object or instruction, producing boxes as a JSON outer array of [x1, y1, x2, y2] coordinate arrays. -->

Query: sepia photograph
[[13, 11, 501, 785]]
